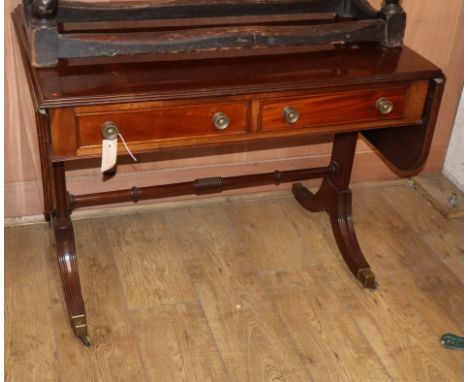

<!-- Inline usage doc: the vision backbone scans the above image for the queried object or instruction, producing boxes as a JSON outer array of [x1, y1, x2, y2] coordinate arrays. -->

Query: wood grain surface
[[260, 85, 410, 132], [413, 173, 464, 219], [5, 0, 464, 218], [5, 176, 463, 381]]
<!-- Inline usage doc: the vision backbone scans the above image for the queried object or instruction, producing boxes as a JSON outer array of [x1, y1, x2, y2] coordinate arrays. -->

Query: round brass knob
[[102, 121, 119, 140], [212, 112, 230, 130], [283, 107, 300, 124], [376, 98, 394, 115]]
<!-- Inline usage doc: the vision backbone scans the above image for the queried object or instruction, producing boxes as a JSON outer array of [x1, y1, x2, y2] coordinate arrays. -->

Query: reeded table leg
[[52, 162, 92, 346], [292, 132, 377, 289], [36, 109, 54, 222]]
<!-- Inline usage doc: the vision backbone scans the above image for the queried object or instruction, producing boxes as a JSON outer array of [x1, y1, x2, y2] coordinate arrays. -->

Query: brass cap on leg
[[71, 314, 92, 346], [357, 268, 378, 290]]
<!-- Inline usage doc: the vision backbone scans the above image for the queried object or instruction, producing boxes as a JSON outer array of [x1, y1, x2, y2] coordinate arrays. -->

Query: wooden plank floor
[[5, 179, 464, 382]]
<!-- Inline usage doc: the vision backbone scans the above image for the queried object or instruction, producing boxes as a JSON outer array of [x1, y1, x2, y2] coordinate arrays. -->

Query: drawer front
[[49, 81, 428, 159], [77, 102, 248, 150], [260, 86, 409, 132]]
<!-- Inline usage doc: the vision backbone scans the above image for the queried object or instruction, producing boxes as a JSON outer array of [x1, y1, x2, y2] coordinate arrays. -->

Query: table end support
[[292, 132, 377, 289], [53, 162, 91, 346]]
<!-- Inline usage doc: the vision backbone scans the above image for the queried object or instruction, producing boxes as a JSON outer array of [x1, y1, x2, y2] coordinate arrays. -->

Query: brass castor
[[71, 315, 90, 346], [357, 268, 378, 290], [79, 335, 92, 347], [369, 281, 380, 292]]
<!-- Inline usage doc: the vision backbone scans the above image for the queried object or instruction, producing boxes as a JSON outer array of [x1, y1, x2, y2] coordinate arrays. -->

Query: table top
[[14, 10, 441, 109]]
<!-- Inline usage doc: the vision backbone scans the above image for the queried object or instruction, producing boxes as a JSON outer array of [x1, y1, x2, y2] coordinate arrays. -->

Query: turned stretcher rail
[[70, 166, 331, 209]]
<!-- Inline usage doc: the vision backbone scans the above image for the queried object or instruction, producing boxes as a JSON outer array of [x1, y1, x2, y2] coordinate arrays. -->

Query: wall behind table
[[5, 0, 464, 218], [443, 90, 464, 191]]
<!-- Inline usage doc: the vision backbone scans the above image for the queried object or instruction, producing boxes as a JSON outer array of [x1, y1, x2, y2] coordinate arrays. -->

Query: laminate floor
[[5, 179, 464, 382]]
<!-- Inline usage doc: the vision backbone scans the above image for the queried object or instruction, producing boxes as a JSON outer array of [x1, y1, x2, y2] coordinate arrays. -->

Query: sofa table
[[13, 6, 444, 346]]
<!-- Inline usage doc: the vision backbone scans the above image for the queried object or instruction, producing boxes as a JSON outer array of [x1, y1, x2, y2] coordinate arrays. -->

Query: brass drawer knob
[[212, 112, 230, 130], [376, 98, 394, 115], [102, 121, 119, 140], [283, 107, 300, 124]]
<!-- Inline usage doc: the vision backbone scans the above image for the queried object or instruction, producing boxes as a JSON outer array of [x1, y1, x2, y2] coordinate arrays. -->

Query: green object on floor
[[440, 334, 464, 350]]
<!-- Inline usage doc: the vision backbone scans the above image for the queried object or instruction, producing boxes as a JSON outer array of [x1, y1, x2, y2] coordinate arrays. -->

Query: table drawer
[[77, 101, 248, 147], [260, 86, 410, 132], [50, 101, 250, 158]]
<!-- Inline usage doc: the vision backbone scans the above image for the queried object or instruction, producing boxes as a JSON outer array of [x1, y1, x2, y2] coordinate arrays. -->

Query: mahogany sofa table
[[14, 9, 444, 346]]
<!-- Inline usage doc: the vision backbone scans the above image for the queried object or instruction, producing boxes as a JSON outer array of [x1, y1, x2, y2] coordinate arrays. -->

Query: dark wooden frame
[[23, 0, 406, 67]]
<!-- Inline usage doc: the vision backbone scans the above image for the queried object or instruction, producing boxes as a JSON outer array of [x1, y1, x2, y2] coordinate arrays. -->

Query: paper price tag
[[101, 139, 117, 173]]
